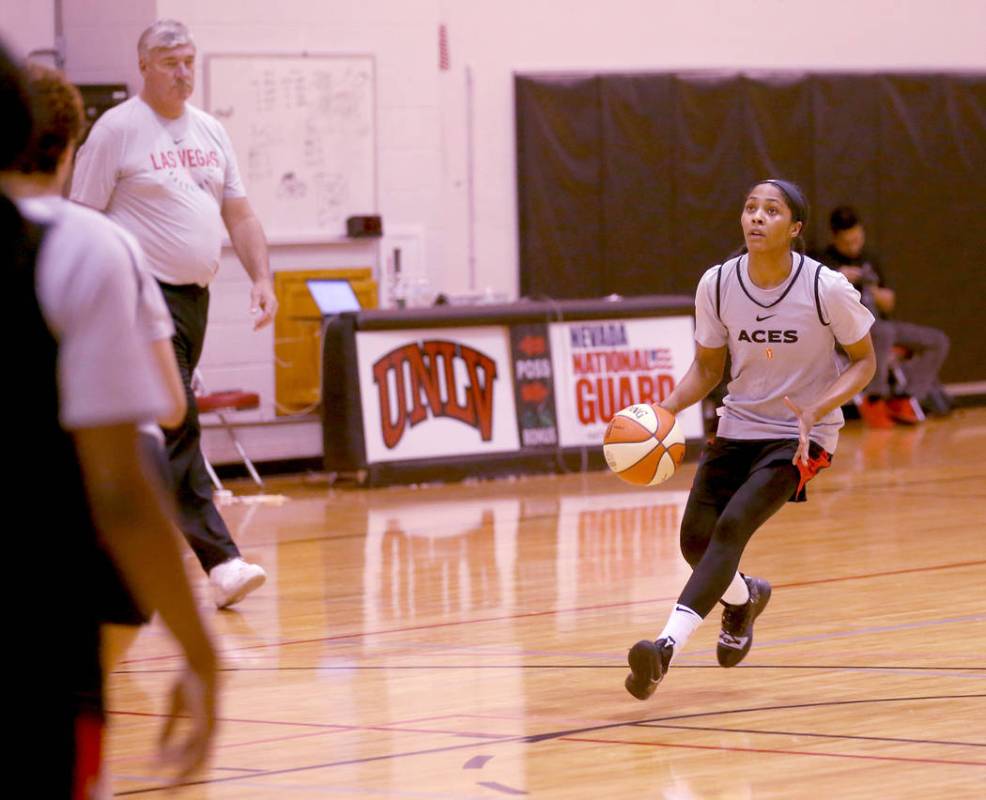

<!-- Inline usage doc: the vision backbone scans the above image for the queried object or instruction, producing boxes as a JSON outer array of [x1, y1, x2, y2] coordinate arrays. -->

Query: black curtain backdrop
[[516, 71, 986, 383]]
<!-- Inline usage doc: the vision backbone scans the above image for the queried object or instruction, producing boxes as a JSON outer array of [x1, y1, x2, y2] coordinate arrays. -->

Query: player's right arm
[[659, 343, 726, 416], [659, 266, 728, 415], [53, 224, 216, 779], [73, 422, 218, 779]]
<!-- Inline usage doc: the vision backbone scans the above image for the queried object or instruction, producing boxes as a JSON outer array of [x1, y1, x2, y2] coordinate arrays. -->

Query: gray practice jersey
[[694, 254, 874, 453]]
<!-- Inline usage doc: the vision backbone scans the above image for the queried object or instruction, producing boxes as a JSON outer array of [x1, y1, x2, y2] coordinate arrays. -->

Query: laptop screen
[[306, 279, 362, 316]]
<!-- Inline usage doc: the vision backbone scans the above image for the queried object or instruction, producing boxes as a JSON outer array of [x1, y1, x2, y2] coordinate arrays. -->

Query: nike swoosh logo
[[756, 314, 776, 322]]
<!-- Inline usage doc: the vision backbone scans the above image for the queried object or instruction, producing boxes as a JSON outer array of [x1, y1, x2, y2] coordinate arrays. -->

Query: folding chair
[[193, 370, 264, 490]]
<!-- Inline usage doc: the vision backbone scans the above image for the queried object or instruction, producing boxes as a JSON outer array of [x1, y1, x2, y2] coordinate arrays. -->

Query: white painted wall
[[1, 0, 56, 61], [9, 0, 984, 464], [441, 0, 986, 301], [60, 0, 156, 88], [13, 0, 986, 300]]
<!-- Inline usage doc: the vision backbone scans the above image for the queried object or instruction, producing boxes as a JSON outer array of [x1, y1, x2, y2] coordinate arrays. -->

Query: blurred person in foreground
[[2, 43, 217, 796]]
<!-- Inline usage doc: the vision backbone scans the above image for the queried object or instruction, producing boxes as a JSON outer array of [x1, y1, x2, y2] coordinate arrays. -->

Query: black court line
[[113, 663, 986, 674], [210, 766, 267, 773], [121, 558, 986, 665], [115, 693, 986, 795], [477, 782, 528, 796], [636, 722, 986, 749], [520, 694, 986, 744]]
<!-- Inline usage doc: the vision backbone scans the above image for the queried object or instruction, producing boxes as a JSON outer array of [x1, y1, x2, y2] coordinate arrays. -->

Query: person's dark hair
[[758, 179, 809, 230], [829, 205, 861, 234], [1, 41, 46, 321], [730, 178, 809, 259], [0, 40, 34, 172], [10, 63, 85, 175]]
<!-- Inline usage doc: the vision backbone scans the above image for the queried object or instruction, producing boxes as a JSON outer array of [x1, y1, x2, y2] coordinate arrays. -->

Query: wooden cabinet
[[273, 268, 377, 415]]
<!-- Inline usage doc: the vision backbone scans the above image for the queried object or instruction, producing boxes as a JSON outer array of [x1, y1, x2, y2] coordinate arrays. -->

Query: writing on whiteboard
[[207, 55, 375, 239]]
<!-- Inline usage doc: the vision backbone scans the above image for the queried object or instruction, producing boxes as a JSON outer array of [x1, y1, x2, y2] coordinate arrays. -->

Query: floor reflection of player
[[372, 505, 504, 623], [578, 502, 681, 584]]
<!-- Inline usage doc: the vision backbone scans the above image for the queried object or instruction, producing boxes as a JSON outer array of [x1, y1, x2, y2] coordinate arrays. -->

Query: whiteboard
[[205, 54, 376, 241]]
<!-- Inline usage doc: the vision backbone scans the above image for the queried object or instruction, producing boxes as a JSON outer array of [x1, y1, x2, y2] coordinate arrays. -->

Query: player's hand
[[250, 278, 278, 330], [784, 395, 816, 466], [651, 399, 681, 416], [157, 659, 218, 781]]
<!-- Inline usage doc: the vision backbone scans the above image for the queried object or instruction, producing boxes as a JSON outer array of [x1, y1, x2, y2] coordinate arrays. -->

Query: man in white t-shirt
[[71, 19, 276, 608]]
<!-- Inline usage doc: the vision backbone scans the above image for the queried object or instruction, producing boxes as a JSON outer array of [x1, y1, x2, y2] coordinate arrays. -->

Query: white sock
[[720, 571, 750, 606], [657, 604, 703, 659]]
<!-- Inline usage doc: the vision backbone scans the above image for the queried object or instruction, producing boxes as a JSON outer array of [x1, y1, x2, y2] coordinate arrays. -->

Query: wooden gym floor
[[107, 407, 986, 798]]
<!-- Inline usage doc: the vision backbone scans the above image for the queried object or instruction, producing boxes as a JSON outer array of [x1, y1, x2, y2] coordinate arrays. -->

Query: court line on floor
[[107, 709, 510, 741], [120, 559, 986, 664], [113, 773, 492, 799], [114, 693, 986, 795], [114, 662, 986, 678], [687, 614, 986, 658], [111, 684, 986, 747], [558, 735, 986, 767], [636, 722, 986, 748], [109, 694, 985, 771]]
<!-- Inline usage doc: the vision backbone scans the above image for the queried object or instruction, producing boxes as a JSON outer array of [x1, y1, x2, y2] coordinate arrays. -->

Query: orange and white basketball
[[603, 404, 686, 486]]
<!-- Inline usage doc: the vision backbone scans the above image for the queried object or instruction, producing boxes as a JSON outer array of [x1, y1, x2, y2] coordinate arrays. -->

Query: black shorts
[[692, 436, 833, 505]]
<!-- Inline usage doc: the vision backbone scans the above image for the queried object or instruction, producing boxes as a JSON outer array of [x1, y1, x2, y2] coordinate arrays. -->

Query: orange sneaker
[[886, 396, 924, 425], [857, 397, 895, 429]]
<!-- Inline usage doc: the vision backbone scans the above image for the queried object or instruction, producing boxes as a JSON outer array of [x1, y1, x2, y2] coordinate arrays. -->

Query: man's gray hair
[[137, 19, 195, 59]]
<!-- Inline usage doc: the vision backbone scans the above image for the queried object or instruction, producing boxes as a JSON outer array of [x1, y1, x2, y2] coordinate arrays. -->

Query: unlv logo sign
[[372, 340, 498, 449]]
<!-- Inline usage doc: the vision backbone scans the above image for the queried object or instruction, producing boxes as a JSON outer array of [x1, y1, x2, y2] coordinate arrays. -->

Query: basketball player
[[625, 180, 877, 699]]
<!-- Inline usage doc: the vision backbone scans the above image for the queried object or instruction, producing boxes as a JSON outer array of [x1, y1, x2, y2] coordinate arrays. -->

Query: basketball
[[603, 404, 686, 486]]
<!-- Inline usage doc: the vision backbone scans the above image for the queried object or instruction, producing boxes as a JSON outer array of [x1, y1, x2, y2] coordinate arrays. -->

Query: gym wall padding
[[516, 71, 986, 384]]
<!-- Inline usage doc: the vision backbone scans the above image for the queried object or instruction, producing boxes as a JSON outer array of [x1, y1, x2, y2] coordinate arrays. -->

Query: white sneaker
[[209, 558, 267, 609]]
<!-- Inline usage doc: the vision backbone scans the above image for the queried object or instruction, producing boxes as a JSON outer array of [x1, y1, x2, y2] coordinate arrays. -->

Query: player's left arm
[[221, 196, 277, 330], [811, 334, 876, 418], [784, 334, 876, 464]]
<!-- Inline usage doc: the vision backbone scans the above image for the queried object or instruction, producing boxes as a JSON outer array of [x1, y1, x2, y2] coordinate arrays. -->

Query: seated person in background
[[823, 206, 951, 427]]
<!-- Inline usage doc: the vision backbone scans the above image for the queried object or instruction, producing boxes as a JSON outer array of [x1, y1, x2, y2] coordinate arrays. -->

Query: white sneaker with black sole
[[209, 557, 266, 609]]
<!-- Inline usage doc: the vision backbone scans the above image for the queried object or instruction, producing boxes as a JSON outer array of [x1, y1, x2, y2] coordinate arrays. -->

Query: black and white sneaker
[[717, 576, 771, 667], [625, 637, 674, 700]]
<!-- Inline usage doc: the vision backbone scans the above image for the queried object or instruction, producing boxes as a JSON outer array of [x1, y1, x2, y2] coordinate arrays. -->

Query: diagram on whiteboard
[[207, 55, 376, 239]]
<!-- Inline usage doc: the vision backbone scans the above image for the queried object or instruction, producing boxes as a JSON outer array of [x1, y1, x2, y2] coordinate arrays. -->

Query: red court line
[[113, 695, 986, 795], [108, 729, 353, 769], [560, 736, 986, 767], [111, 725, 497, 770], [775, 560, 986, 591], [122, 558, 986, 664], [108, 709, 509, 742]]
